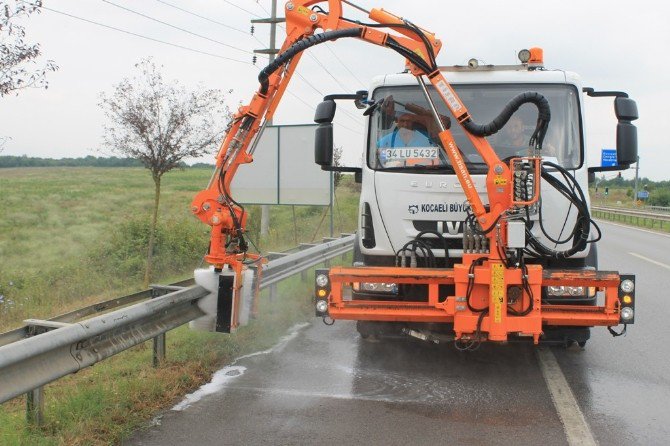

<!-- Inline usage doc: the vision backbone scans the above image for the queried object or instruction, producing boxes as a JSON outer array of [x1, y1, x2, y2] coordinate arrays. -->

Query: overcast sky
[[1, 0, 668, 180]]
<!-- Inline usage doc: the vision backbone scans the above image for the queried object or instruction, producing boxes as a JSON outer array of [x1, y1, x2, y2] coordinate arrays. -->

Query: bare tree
[[1, 1, 57, 96], [99, 58, 229, 285], [0, 135, 10, 152], [333, 145, 343, 188]]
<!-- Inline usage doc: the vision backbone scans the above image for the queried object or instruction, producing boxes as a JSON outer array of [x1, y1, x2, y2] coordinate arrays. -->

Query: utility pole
[[633, 155, 640, 205], [253, 0, 285, 236]]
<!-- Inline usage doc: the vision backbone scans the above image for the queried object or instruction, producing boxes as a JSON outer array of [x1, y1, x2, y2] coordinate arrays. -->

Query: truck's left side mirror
[[314, 100, 336, 167], [615, 97, 638, 166]]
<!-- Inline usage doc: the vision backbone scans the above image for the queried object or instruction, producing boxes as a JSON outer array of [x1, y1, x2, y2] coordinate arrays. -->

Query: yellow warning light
[[622, 295, 633, 305], [317, 289, 327, 297]]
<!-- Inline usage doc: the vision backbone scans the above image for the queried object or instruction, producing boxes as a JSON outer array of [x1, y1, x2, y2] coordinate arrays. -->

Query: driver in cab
[[377, 113, 436, 167]]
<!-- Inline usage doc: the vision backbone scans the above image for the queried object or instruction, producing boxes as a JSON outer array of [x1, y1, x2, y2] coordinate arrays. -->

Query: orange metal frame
[[191, 0, 626, 338], [327, 265, 621, 344]]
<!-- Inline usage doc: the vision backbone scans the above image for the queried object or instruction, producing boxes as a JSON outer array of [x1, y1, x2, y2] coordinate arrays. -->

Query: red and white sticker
[[435, 79, 463, 113]]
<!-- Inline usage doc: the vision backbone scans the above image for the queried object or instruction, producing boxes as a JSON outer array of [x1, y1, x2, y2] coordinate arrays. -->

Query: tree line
[[0, 155, 144, 168], [0, 155, 216, 169]]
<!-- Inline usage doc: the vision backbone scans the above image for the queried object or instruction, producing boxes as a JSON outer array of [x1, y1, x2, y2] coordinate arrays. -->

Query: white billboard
[[230, 124, 331, 205]]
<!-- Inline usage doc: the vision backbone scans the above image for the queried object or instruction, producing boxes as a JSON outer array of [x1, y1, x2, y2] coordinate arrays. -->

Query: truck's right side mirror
[[314, 100, 336, 167], [615, 97, 638, 166]]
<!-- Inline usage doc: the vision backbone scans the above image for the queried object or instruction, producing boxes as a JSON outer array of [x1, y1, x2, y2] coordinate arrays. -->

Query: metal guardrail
[[0, 234, 355, 410], [646, 205, 670, 214], [591, 206, 670, 229]]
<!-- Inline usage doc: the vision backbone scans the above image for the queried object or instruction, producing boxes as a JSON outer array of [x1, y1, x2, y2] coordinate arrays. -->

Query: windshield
[[368, 83, 581, 172]]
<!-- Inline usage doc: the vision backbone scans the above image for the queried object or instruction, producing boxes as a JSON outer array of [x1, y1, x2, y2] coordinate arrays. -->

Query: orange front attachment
[[327, 264, 622, 344]]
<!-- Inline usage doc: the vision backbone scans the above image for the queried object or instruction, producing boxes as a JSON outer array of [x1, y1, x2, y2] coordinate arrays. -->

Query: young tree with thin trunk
[[99, 58, 229, 286], [1, 0, 57, 96]]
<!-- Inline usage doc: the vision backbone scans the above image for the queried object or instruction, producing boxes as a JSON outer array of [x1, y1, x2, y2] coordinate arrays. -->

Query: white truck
[[314, 49, 638, 346], [191, 1, 636, 347]]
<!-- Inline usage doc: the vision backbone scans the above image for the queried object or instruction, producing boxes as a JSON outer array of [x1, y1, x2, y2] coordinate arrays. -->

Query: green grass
[[0, 167, 359, 445], [589, 187, 670, 233], [0, 275, 320, 446], [0, 167, 359, 330]]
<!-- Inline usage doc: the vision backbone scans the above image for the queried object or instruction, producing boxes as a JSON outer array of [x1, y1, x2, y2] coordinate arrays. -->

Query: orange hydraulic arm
[[192, 0, 521, 273], [191, 0, 630, 342]]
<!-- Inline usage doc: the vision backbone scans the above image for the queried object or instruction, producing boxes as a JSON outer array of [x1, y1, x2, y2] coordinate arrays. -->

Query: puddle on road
[[171, 323, 310, 411]]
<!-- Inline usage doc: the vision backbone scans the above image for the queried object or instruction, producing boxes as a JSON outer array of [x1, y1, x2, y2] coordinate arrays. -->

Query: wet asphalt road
[[127, 221, 670, 446]]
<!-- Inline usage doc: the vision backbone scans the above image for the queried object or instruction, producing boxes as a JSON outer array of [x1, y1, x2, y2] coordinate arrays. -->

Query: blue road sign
[[601, 149, 617, 167], [637, 190, 649, 199]]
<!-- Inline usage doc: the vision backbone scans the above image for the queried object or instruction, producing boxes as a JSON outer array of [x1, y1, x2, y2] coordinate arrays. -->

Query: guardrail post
[[301, 270, 307, 281], [153, 333, 166, 367], [269, 283, 278, 302], [26, 386, 44, 426], [150, 287, 166, 367]]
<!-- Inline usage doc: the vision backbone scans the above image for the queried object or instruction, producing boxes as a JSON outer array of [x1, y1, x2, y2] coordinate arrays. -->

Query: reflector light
[[620, 307, 634, 321], [316, 274, 329, 287], [316, 300, 328, 313], [620, 279, 635, 293], [317, 289, 327, 297], [622, 295, 633, 305]]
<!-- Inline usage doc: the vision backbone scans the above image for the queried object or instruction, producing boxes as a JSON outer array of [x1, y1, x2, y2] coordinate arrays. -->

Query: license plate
[[383, 147, 439, 161]]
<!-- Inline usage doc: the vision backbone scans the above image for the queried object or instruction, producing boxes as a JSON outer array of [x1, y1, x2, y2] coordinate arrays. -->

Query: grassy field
[[0, 167, 359, 329], [0, 167, 359, 445]]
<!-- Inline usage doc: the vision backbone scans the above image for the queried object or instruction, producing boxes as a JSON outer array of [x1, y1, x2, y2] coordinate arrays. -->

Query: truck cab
[[314, 50, 638, 344]]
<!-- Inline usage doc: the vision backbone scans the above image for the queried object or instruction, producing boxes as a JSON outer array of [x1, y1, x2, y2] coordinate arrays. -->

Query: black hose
[[462, 92, 551, 149], [525, 161, 594, 259], [258, 28, 364, 94], [415, 230, 451, 266]]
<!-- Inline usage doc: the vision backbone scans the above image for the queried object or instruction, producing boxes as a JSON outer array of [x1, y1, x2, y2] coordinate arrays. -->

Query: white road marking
[[595, 219, 670, 238], [536, 348, 597, 446], [629, 252, 670, 270]]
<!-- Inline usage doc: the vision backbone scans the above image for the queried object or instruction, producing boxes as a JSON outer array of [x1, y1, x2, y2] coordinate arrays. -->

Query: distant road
[[127, 220, 670, 446]]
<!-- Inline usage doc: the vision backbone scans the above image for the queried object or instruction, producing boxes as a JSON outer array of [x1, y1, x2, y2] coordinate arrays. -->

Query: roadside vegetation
[[589, 176, 670, 233], [0, 166, 359, 445]]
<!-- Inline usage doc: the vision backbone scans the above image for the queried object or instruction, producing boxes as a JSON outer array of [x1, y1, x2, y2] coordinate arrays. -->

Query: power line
[[155, 0, 267, 46], [28, 2, 252, 65], [292, 70, 363, 127], [254, 0, 272, 16], [304, 51, 352, 92], [222, 0, 262, 18], [101, 0, 253, 56], [154, 0, 246, 34], [324, 44, 367, 87]]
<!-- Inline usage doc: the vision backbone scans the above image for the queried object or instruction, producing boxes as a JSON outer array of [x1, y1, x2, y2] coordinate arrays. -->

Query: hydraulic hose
[[462, 92, 551, 148], [258, 28, 364, 94], [524, 161, 595, 259]]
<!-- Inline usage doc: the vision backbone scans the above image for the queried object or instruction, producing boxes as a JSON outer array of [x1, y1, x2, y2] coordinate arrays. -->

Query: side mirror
[[314, 99, 336, 124], [314, 123, 334, 166], [615, 97, 638, 166], [615, 97, 638, 121], [314, 99, 336, 167]]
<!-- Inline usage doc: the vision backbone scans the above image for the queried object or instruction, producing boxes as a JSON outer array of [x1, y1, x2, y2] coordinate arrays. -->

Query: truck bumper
[[322, 261, 633, 344]]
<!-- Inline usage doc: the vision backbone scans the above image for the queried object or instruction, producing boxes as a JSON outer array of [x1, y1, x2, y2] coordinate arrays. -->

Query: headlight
[[568, 286, 585, 296], [359, 282, 398, 294], [620, 279, 635, 293], [620, 306, 634, 321], [316, 274, 329, 288], [316, 299, 328, 313], [547, 286, 585, 297], [548, 286, 565, 296]]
